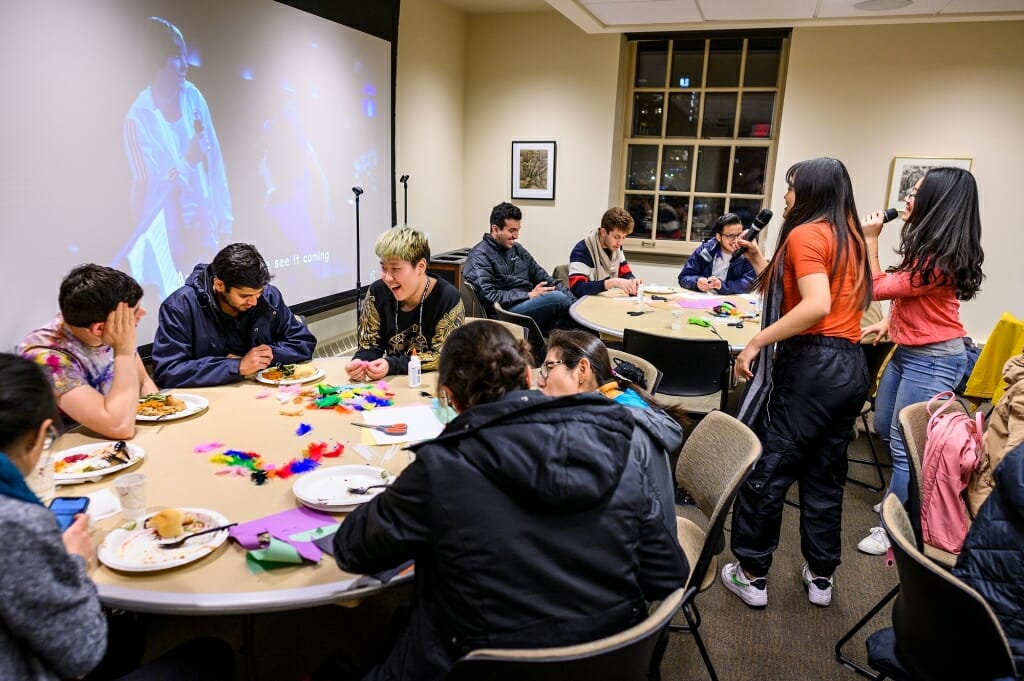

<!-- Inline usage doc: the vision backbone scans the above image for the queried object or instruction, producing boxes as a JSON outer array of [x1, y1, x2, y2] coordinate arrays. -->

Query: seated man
[[346, 226, 464, 381], [567, 207, 638, 298], [463, 201, 574, 335], [19, 264, 157, 439], [152, 243, 316, 387], [329, 322, 688, 681], [678, 213, 756, 294]]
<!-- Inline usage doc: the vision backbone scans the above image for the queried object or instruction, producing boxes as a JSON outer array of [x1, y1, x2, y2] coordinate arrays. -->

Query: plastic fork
[[158, 523, 238, 549], [347, 483, 391, 495], [352, 422, 408, 436]]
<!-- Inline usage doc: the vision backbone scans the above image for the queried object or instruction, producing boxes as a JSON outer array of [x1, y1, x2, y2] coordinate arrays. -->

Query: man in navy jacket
[[678, 213, 756, 295], [152, 243, 315, 387]]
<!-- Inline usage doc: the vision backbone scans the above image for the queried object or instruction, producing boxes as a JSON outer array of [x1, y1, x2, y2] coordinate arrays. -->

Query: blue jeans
[[873, 346, 968, 503], [509, 291, 573, 336]]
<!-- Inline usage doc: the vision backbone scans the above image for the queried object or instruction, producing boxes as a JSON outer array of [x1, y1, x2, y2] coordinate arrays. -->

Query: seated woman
[[537, 330, 685, 531], [330, 321, 687, 681], [346, 227, 464, 381]]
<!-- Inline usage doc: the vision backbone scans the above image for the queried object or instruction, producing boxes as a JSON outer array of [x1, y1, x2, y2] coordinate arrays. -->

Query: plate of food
[[643, 284, 678, 295], [98, 507, 231, 573], [53, 442, 145, 484], [136, 393, 209, 421], [256, 363, 325, 385], [292, 465, 392, 512]]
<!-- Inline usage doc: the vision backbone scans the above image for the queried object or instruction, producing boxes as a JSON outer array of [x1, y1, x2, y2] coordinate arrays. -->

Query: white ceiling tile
[[942, 0, 1024, 11], [698, 0, 819, 21], [816, 0, 948, 18], [584, 0, 703, 25]]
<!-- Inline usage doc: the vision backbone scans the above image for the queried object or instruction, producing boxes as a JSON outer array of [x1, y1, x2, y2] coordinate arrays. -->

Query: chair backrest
[[460, 280, 488, 319], [493, 302, 546, 367], [552, 263, 570, 287], [445, 587, 686, 681], [607, 348, 663, 394], [463, 316, 528, 342], [879, 495, 1016, 681], [674, 410, 761, 592], [622, 329, 731, 411]]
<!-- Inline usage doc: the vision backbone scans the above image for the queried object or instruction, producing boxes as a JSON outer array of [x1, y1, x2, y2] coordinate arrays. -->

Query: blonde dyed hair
[[375, 226, 431, 265]]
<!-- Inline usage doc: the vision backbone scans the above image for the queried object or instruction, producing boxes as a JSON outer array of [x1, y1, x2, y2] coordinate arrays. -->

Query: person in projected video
[[122, 17, 233, 298]]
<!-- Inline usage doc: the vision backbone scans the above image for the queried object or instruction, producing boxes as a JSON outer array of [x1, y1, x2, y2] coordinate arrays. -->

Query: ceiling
[[441, 0, 1024, 32]]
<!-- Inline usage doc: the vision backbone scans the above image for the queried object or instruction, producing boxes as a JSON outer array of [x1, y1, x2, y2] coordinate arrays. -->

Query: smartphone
[[48, 496, 90, 532]]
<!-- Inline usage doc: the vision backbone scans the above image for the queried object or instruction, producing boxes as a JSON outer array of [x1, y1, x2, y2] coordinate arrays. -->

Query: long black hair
[[894, 167, 984, 300], [754, 157, 872, 310], [0, 354, 57, 454]]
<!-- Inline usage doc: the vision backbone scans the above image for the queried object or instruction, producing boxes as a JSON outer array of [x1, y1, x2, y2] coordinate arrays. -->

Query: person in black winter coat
[[953, 443, 1024, 678], [330, 321, 688, 681]]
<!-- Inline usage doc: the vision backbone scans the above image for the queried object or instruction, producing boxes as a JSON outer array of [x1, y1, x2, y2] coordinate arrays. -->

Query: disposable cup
[[113, 473, 147, 520], [671, 310, 684, 331]]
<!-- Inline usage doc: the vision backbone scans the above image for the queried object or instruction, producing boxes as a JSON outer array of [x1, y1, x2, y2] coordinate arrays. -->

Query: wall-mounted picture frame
[[511, 141, 556, 200], [886, 156, 973, 211]]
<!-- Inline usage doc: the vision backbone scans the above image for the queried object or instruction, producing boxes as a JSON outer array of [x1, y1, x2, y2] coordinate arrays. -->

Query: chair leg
[[835, 585, 898, 680], [847, 413, 888, 492], [669, 601, 718, 681]]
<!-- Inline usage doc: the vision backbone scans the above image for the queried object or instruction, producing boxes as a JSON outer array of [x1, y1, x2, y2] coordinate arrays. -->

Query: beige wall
[[770, 21, 1024, 340], [461, 11, 623, 272]]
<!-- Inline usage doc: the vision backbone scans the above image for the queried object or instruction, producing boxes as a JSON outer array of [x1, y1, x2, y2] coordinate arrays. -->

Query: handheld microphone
[[883, 208, 899, 223], [742, 208, 773, 241], [352, 186, 364, 197]]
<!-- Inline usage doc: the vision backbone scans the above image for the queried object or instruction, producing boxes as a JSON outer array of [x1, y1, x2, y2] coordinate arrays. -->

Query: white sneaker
[[721, 561, 768, 608], [802, 563, 834, 607], [858, 526, 891, 555], [872, 501, 882, 514]]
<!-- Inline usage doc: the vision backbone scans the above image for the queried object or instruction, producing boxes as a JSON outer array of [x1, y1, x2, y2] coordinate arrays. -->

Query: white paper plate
[[292, 465, 392, 512], [98, 508, 230, 573], [53, 442, 145, 484], [255, 367, 326, 385], [643, 285, 677, 294], [136, 393, 209, 422]]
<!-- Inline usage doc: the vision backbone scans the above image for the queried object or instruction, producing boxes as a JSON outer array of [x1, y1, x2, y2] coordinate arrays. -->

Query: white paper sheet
[[362, 405, 444, 445]]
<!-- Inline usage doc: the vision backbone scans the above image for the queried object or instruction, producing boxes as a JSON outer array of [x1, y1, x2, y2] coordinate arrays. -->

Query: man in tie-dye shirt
[[18, 265, 157, 439]]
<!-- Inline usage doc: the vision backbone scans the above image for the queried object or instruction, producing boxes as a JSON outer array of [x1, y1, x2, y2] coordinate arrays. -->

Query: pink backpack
[[920, 391, 983, 554]]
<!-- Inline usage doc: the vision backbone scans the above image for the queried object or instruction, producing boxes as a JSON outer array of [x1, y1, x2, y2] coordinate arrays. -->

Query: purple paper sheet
[[675, 297, 722, 310], [229, 506, 336, 563]]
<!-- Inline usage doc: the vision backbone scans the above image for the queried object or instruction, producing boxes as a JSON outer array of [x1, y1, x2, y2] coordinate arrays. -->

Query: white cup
[[671, 310, 684, 331], [113, 473, 147, 519], [24, 453, 56, 504], [636, 282, 645, 304]]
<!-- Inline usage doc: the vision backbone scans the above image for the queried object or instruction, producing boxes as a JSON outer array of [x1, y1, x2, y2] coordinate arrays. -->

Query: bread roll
[[148, 508, 184, 539], [292, 363, 317, 378]]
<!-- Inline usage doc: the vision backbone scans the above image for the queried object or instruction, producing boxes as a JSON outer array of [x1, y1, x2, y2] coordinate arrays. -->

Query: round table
[[569, 288, 761, 353], [53, 358, 426, 615]]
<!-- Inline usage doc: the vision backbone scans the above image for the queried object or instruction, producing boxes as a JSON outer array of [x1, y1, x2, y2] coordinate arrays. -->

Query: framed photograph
[[511, 141, 556, 200], [886, 156, 973, 211]]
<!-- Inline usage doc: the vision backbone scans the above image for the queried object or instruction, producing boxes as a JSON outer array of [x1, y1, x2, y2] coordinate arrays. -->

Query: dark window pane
[[744, 37, 782, 87], [695, 146, 730, 193], [625, 194, 654, 239], [701, 93, 736, 138], [732, 147, 768, 195], [666, 92, 700, 137], [691, 197, 726, 242], [657, 196, 689, 240], [670, 39, 704, 88], [728, 198, 764, 230], [739, 92, 775, 138], [635, 41, 668, 88], [632, 93, 664, 137], [626, 145, 659, 190], [707, 38, 742, 87], [660, 145, 693, 192]]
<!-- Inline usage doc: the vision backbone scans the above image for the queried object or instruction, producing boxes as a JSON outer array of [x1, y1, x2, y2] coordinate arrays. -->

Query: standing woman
[[856, 167, 984, 555], [724, 158, 871, 609]]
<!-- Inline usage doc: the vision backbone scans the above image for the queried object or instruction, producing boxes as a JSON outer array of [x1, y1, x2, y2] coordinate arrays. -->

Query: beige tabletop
[[569, 288, 761, 352], [52, 358, 430, 615]]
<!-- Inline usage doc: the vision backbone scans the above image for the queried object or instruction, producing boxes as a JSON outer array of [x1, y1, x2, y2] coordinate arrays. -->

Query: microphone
[[883, 208, 899, 223], [742, 208, 773, 241], [399, 174, 409, 184], [352, 186, 364, 197]]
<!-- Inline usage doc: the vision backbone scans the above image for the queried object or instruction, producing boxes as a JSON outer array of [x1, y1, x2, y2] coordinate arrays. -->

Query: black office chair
[[622, 329, 731, 414], [460, 280, 488, 319], [493, 302, 546, 367]]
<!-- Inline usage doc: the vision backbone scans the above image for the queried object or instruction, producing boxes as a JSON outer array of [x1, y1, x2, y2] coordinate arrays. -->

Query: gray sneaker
[[802, 563, 833, 607], [721, 561, 768, 607]]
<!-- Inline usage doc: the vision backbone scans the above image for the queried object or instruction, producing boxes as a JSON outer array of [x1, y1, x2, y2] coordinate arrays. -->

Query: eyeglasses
[[904, 189, 918, 200], [537, 360, 565, 380], [42, 425, 59, 452], [720, 232, 744, 241]]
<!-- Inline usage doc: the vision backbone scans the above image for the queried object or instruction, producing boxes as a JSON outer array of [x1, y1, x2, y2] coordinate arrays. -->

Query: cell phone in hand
[[49, 496, 90, 532]]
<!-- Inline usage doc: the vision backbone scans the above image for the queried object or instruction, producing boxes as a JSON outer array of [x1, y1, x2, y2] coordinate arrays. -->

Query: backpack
[[920, 391, 984, 554]]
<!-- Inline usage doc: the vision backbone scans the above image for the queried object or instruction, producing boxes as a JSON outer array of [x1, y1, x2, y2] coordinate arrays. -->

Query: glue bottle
[[636, 279, 645, 304], [408, 348, 422, 388]]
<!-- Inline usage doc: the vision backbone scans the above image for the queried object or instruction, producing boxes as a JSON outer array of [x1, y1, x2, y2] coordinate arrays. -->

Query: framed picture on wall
[[511, 141, 556, 200], [887, 156, 973, 211]]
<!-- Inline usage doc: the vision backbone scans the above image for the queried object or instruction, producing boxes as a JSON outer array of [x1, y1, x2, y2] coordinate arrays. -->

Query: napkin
[[86, 488, 121, 522]]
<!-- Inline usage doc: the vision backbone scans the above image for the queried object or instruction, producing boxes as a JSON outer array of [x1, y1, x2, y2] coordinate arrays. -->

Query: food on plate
[[145, 508, 202, 539], [137, 393, 187, 417], [54, 441, 130, 473], [261, 363, 317, 381]]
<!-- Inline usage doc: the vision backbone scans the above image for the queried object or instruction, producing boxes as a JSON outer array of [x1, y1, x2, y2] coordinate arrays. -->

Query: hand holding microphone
[[862, 208, 899, 239]]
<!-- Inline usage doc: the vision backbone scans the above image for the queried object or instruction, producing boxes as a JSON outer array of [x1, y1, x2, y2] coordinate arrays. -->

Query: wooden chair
[[445, 587, 686, 681]]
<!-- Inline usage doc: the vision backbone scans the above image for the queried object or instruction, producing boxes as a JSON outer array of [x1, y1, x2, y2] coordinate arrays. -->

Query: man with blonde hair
[[568, 207, 639, 298], [346, 227, 464, 381]]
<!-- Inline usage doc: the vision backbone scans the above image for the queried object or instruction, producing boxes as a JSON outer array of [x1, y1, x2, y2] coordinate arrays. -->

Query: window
[[622, 34, 786, 252]]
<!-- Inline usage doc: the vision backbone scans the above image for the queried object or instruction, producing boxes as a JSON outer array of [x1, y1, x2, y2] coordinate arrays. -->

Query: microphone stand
[[399, 174, 410, 226], [352, 186, 365, 315]]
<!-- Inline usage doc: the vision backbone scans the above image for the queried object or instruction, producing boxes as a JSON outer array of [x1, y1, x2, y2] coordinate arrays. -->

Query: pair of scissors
[[352, 422, 409, 436]]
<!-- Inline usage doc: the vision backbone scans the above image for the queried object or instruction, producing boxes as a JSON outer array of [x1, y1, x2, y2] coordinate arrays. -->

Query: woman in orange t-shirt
[[722, 158, 871, 610], [854, 167, 984, 556]]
